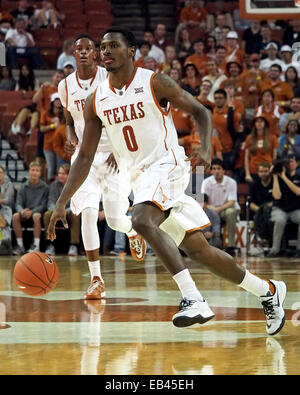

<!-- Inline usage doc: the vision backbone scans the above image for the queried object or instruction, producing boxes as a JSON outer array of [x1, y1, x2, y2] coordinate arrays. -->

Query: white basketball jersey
[[93, 67, 187, 174], [58, 65, 111, 152]]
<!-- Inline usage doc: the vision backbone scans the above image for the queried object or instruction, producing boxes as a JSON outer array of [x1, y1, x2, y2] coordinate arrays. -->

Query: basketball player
[[48, 28, 287, 335], [57, 33, 147, 300]]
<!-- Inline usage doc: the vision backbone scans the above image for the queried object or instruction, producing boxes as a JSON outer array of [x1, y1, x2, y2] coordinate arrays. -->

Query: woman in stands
[[0, 66, 16, 91], [244, 116, 278, 183], [278, 119, 300, 160], [284, 66, 300, 97]]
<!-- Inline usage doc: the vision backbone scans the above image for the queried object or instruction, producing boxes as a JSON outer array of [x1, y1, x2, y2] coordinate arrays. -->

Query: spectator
[[16, 63, 37, 91], [5, 17, 42, 69], [277, 120, 300, 159], [202, 59, 227, 102], [135, 30, 165, 64], [259, 42, 283, 73], [174, 27, 193, 64], [143, 56, 162, 73], [184, 38, 209, 76], [225, 31, 245, 65], [205, 35, 217, 59], [258, 64, 294, 108], [63, 61, 74, 77], [175, 0, 207, 43], [0, 66, 16, 90], [153, 23, 172, 52], [244, 116, 278, 183], [259, 24, 278, 57], [210, 12, 228, 46], [201, 158, 239, 256], [212, 89, 241, 168], [215, 45, 227, 73], [56, 39, 76, 70], [283, 20, 300, 47], [182, 62, 201, 96], [168, 67, 182, 85], [43, 164, 80, 256], [34, 1, 64, 29], [222, 80, 245, 117], [240, 53, 267, 118], [170, 58, 183, 77], [242, 20, 262, 55], [40, 92, 64, 182], [32, 69, 64, 115], [280, 45, 300, 76], [52, 123, 71, 167], [10, 1, 34, 30], [227, 105, 248, 182], [196, 79, 214, 111], [161, 45, 176, 74], [134, 41, 151, 68], [12, 161, 49, 255], [254, 89, 283, 137], [268, 156, 300, 257], [249, 162, 274, 246], [200, 193, 222, 248], [278, 96, 300, 132], [284, 66, 300, 97], [221, 61, 243, 97], [0, 166, 14, 254]]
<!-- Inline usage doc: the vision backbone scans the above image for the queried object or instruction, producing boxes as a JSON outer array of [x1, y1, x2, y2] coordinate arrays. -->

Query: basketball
[[13, 252, 59, 296]]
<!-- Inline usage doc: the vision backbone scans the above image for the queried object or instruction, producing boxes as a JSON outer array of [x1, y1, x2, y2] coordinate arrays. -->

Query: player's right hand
[[47, 204, 68, 241], [64, 139, 77, 155]]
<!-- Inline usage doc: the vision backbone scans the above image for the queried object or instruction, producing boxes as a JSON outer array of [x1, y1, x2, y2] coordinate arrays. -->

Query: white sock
[[34, 238, 40, 247], [173, 268, 204, 301], [17, 238, 23, 248], [88, 260, 103, 282], [126, 227, 137, 238], [238, 270, 270, 297]]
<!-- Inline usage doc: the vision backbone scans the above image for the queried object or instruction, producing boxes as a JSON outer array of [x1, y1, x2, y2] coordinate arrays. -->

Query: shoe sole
[[173, 313, 215, 328], [131, 240, 147, 262]]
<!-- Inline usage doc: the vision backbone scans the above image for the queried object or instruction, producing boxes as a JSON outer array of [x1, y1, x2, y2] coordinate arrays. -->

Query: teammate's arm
[[152, 73, 212, 167], [47, 94, 102, 241]]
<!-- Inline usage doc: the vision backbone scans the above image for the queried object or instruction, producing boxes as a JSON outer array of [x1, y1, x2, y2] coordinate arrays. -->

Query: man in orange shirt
[[134, 41, 151, 69], [212, 88, 241, 169], [215, 45, 227, 73], [258, 64, 294, 107], [175, 0, 207, 43], [184, 38, 209, 76], [196, 79, 215, 112], [220, 61, 244, 99], [32, 69, 65, 116]]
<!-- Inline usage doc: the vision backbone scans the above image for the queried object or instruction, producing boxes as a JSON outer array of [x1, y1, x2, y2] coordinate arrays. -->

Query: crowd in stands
[[0, 0, 300, 258]]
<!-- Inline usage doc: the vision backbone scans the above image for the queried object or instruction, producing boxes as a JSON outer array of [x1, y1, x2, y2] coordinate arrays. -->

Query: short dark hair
[[74, 33, 96, 45], [214, 89, 227, 98], [139, 40, 151, 50], [270, 63, 282, 73], [102, 26, 137, 49], [211, 158, 225, 169]]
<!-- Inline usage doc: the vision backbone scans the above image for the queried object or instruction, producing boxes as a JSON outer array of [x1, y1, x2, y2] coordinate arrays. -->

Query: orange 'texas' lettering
[[102, 102, 145, 125], [74, 99, 86, 111]]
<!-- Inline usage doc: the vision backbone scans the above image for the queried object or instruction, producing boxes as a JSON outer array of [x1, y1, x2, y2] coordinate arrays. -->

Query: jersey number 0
[[122, 126, 138, 152]]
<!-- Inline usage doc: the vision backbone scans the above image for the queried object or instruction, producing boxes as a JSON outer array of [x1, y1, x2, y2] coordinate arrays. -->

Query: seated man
[[43, 164, 80, 256], [201, 158, 239, 256], [249, 162, 274, 246], [268, 156, 300, 257], [12, 161, 49, 255]]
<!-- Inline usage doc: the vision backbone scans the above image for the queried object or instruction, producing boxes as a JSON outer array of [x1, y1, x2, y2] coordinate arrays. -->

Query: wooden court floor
[[0, 253, 299, 375]]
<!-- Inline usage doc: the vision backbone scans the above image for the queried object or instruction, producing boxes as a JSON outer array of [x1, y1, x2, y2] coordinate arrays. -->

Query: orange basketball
[[13, 252, 59, 296]]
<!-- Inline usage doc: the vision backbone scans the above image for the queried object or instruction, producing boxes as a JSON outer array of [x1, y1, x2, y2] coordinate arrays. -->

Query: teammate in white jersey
[[57, 33, 146, 300], [48, 28, 287, 335]]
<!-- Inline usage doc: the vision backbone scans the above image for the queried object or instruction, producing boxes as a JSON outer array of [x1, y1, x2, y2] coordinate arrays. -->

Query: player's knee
[[131, 213, 152, 235], [81, 207, 98, 225]]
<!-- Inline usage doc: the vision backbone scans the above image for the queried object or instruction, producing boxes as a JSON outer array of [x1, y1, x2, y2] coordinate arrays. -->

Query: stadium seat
[[1, 100, 32, 138], [40, 48, 59, 69]]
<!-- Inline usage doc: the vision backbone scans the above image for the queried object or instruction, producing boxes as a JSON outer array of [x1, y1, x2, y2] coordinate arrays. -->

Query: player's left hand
[[188, 149, 211, 173], [47, 204, 68, 241], [105, 153, 119, 173]]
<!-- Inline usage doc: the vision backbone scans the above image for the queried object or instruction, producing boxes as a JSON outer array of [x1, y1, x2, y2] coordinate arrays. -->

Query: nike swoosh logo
[[100, 97, 108, 102], [71, 91, 77, 95]]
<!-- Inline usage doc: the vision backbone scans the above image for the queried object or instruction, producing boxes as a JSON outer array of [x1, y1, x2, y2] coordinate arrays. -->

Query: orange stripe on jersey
[[168, 149, 178, 176], [162, 114, 168, 151], [65, 78, 68, 110], [150, 73, 168, 116], [186, 223, 211, 233], [92, 88, 97, 116]]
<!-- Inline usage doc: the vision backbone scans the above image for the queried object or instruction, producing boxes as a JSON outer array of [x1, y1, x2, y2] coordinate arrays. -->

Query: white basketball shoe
[[172, 297, 215, 328], [260, 280, 287, 336]]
